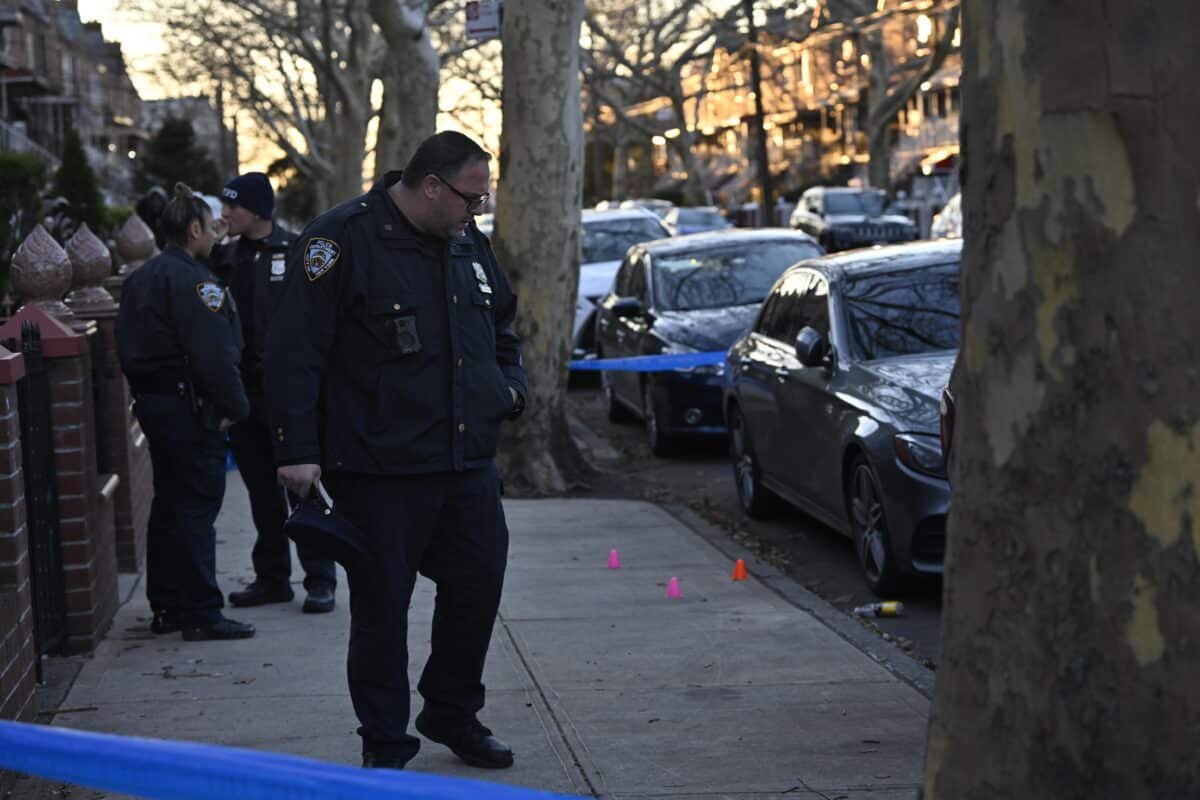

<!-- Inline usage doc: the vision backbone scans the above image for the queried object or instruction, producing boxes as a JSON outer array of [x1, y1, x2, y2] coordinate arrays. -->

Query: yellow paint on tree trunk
[[1129, 419, 1200, 553], [1126, 573, 1165, 666]]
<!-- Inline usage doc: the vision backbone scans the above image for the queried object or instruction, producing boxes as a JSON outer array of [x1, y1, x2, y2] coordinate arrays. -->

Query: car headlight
[[894, 433, 945, 478], [662, 343, 724, 376]]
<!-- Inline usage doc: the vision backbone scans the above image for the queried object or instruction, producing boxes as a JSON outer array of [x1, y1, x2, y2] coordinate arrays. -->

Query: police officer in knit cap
[[265, 132, 526, 771], [117, 183, 255, 641], [214, 172, 337, 614]]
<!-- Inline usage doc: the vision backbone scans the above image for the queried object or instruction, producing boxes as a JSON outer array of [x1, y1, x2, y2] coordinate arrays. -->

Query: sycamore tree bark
[[370, 0, 439, 172], [492, 0, 589, 494], [924, 3, 1200, 798]]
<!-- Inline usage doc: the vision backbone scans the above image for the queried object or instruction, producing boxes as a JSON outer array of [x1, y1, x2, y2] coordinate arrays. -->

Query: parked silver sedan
[[722, 240, 961, 595]]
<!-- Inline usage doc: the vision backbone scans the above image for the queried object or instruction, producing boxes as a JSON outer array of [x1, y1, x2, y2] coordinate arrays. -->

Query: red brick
[[54, 472, 85, 496], [0, 549, 29, 592], [64, 586, 94, 613], [47, 358, 84, 382], [59, 540, 91, 564], [52, 425, 84, 450], [50, 404, 84, 429], [53, 448, 85, 472], [56, 494, 87, 520], [50, 379, 85, 405], [65, 609, 95, 636], [0, 443, 21, 479], [62, 564, 94, 592], [0, 496, 24, 533]]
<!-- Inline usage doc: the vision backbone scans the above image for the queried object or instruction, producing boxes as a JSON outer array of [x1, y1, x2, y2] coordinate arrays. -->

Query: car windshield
[[676, 209, 725, 226], [582, 218, 667, 263], [824, 191, 886, 216], [843, 262, 960, 360], [652, 240, 823, 312]]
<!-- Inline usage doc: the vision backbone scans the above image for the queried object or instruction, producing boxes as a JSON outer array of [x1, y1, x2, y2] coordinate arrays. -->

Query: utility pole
[[742, 0, 772, 224]]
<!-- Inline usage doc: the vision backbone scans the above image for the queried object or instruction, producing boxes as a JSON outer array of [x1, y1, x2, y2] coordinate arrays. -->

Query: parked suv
[[789, 186, 917, 252]]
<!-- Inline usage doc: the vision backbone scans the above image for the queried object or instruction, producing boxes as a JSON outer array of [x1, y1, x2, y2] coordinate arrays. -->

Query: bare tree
[[821, 0, 959, 189], [583, 0, 739, 204], [370, 0, 440, 172], [925, 2, 1200, 796], [492, 0, 588, 494]]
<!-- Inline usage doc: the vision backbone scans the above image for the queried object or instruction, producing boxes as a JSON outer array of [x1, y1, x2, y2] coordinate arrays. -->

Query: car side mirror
[[795, 326, 830, 368], [611, 296, 644, 318]]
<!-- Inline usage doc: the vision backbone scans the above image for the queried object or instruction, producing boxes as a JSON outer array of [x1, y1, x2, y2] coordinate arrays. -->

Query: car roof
[[807, 186, 884, 196], [632, 227, 818, 256], [788, 239, 962, 282], [582, 208, 664, 224]]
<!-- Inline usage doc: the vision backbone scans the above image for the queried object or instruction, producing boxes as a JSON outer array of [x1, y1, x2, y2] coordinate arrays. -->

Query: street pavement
[[19, 474, 932, 799]]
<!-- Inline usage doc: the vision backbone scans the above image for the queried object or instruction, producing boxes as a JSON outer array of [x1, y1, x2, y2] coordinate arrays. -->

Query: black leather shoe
[[361, 751, 410, 770], [414, 714, 514, 769], [150, 611, 180, 635], [302, 585, 335, 614], [229, 582, 294, 607], [182, 617, 256, 641]]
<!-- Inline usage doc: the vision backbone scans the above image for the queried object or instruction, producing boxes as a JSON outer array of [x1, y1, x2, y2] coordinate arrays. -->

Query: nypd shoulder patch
[[304, 237, 340, 281], [195, 281, 226, 312]]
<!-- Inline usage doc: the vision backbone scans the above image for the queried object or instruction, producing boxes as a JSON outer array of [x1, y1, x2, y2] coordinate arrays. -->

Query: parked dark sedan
[[722, 240, 961, 595], [595, 229, 823, 455]]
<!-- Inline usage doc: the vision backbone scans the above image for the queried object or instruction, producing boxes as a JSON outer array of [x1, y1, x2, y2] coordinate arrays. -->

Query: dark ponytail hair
[[157, 182, 212, 247]]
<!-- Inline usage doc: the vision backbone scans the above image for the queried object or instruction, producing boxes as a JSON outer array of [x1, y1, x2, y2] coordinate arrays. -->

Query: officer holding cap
[[265, 132, 527, 771], [214, 172, 337, 614]]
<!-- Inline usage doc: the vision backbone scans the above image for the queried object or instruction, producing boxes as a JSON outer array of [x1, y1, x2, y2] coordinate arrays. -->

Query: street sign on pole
[[466, 0, 502, 41]]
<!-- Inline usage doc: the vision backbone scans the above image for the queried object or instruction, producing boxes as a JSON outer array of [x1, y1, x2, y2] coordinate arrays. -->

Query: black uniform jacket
[[116, 245, 250, 423], [265, 172, 529, 475], [211, 224, 296, 392]]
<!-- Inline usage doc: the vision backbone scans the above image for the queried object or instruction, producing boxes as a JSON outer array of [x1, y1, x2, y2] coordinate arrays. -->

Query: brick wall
[[0, 362, 38, 734], [48, 349, 118, 652], [78, 311, 152, 573]]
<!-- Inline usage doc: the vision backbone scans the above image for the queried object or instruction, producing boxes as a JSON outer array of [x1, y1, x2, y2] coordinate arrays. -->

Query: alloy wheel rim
[[644, 384, 658, 447], [731, 416, 755, 506], [851, 466, 886, 582]]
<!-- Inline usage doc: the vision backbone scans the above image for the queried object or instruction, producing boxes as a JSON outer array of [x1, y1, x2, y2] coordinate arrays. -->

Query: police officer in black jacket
[[213, 173, 337, 614], [116, 183, 256, 642], [265, 132, 527, 770]]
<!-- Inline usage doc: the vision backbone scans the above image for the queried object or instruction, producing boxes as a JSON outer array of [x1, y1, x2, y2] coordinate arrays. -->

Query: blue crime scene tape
[[568, 351, 725, 372], [0, 720, 586, 800]]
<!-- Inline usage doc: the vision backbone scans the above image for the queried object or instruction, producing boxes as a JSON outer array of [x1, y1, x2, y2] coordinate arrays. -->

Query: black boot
[[181, 616, 256, 641], [228, 582, 294, 607], [302, 584, 335, 614], [414, 713, 514, 769]]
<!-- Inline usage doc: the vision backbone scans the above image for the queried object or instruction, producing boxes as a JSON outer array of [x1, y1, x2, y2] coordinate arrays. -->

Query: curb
[[662, 503, 937, 700]]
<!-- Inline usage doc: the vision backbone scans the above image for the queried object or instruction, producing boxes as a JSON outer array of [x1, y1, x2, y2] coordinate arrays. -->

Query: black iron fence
[[6, 322, 65, 675]]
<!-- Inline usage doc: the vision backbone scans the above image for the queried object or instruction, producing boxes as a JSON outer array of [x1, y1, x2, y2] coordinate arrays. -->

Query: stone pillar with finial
[[104, 213, 157, 305], [9, 224, 79, 329], [65, 223, 118, 316], [66, 223, 152, 574]]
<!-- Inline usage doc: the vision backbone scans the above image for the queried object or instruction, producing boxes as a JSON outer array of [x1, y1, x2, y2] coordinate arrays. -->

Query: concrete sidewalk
[[25, 475, 931, 799]]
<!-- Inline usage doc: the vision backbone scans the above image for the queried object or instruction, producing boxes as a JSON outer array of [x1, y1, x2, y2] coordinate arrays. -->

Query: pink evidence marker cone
[[607, 549, 621, 569], [665, 577, 682, 599]]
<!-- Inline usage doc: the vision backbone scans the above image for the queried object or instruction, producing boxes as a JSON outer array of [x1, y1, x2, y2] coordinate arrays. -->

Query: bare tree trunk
[[667, 96, 705, 204], [371, 0, 439, 173], [493, 0, 589, 495], [611, 125, 629, 199], [924, 3, 1200, 798]]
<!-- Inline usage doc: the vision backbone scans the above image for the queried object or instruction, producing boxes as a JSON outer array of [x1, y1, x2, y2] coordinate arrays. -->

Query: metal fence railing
[[6, 322, 66, 676]]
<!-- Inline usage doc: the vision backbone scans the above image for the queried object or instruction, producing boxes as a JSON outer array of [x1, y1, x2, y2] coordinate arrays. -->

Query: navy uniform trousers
[[228, 393, 336, 593], [135, 392, 227, 628], [323, 464, 508, 762]]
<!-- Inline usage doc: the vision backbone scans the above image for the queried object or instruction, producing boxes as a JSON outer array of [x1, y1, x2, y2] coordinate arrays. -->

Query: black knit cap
[[221, 172, 274, 220]]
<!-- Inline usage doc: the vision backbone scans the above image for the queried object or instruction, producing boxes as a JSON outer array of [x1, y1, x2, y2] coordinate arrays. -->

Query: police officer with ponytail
[[117, 183, 256, 641]]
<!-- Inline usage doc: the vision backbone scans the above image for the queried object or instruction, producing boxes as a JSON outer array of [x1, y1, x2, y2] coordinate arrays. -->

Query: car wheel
[[601, 355, 635, 424], [642, 379, 673, 457], [847, 455, 904, 597], [728, 405, 777, 518]]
